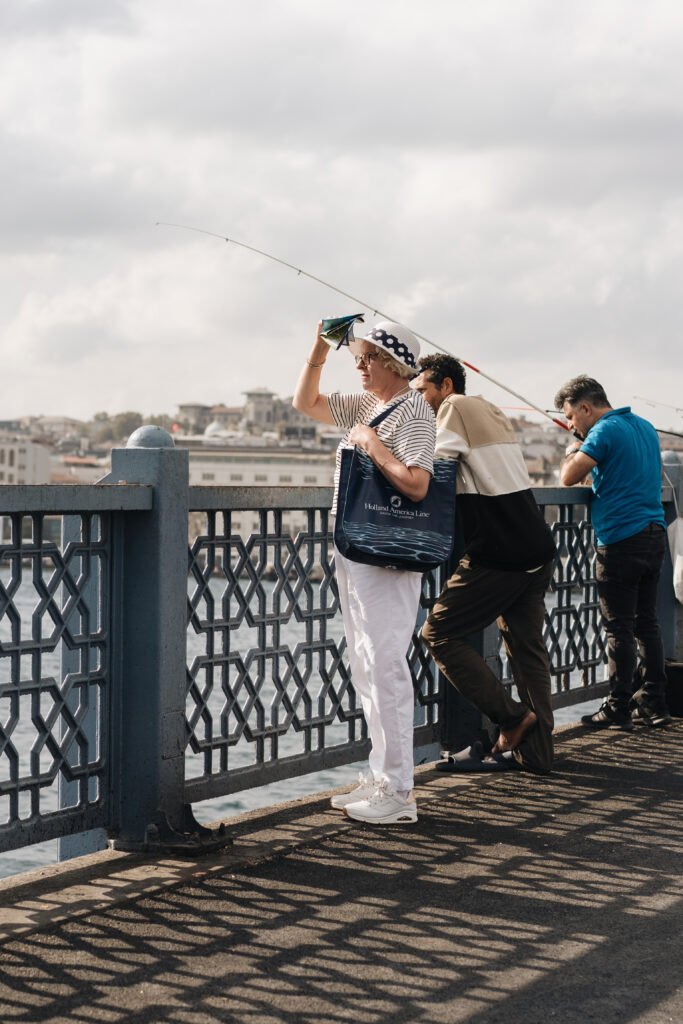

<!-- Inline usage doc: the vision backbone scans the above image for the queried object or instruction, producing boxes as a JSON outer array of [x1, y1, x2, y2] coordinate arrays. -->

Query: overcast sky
[[1, 0, 682, 431]]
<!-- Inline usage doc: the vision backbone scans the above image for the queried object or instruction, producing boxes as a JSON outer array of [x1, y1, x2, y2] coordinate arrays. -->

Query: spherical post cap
[[126, 425, 175, 449]]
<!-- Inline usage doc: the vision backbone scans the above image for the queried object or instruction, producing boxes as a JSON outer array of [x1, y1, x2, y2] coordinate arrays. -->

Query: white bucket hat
[[360, 320, 421, 372]]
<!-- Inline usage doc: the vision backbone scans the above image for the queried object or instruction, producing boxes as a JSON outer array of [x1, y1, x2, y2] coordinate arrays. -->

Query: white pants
[[334, 546, 422, 793]]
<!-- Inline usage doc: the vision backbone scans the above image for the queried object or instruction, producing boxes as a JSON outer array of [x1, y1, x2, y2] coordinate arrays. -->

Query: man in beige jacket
[[412, 353, 557, 774]]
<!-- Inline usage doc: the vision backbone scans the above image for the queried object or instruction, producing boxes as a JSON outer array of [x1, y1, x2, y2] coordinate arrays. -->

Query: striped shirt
[[435, 394, 556, 571], [328, 390, 435, 514]]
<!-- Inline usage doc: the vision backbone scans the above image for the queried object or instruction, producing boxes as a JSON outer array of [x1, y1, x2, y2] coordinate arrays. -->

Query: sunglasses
[[354, 350, 381, 367]]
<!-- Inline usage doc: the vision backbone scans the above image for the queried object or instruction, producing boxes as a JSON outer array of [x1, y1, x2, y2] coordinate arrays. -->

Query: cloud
[[0, 0, 135, 37], [0, 0, 682, 425], [102, 1, 683, 153]]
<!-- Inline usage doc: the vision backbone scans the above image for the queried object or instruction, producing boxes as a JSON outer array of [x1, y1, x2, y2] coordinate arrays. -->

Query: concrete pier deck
[[1, 722, 682, 1023]]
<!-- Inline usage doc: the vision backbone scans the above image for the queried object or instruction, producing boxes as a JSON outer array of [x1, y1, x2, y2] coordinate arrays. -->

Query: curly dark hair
[[554, 376, 610, 411], [416, 354, 466, 395]]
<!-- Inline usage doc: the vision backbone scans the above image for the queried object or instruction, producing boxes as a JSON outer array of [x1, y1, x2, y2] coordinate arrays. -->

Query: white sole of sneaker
[[344, 806, 417, 825], [330, 795, 365, 810], [330, 789, 376, 810]]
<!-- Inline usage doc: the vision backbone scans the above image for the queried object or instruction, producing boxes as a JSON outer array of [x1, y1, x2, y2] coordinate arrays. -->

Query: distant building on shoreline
[[0, 435, 50, 485], [4, 389, 679, 495]]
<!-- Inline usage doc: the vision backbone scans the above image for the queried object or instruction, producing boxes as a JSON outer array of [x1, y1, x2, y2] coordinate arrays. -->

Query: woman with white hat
[[293, 320, 435, 824]]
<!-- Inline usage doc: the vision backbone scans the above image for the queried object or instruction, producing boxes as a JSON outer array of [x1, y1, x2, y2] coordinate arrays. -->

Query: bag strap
[[367, 394, 410, 429]]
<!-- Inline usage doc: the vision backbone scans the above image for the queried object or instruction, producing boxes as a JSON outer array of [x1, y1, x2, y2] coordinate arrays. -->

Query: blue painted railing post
[[106, 426, 192, 849]]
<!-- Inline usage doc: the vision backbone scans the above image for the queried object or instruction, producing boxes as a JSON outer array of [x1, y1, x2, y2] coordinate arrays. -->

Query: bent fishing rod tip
[[155, 219, 572, 434]]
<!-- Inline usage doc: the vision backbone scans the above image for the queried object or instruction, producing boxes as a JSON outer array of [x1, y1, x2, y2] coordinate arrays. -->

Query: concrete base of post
[[109, 806, 233, 855]]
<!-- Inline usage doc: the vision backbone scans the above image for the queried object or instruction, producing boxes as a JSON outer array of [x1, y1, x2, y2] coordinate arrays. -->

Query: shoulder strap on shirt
[[367, 395, 410, 429]]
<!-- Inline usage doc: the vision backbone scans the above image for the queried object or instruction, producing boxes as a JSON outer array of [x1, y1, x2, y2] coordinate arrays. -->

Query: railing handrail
[[189, 484, 335, 511], [0, 480, 672, 515], [0, 483, 153, 513], [189, 482, 674, 511]]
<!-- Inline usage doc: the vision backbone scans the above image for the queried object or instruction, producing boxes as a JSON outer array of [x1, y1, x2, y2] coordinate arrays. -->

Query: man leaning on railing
[[556, 374, 671, 730], [412, 353, 557, 775]]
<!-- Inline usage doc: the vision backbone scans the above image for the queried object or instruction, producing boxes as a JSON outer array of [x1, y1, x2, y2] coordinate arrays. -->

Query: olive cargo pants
[[422, 557, 555, 774]]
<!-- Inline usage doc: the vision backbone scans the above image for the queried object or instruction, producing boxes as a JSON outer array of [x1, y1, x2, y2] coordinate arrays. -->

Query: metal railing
[[185, 490, 442, 805], [0, 485, 151, 854], [0, 437, 680, 861]]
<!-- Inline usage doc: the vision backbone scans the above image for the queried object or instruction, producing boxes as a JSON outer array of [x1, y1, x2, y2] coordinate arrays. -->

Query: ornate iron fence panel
[[543, 490, 609, 704], [0, 510, 110, 852], [185, 488, 442, 802], [492, 488, 607, 709], [186, 484, 652, 800], [0, 484, 151, 858]]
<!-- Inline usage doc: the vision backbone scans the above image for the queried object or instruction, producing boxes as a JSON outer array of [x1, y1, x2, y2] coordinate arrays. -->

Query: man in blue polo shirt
[[555, 375, 670, 729]]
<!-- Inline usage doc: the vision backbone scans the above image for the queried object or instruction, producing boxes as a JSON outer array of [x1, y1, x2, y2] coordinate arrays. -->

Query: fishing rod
[[655, 427, 683, 439], [156, 221, 570, 432], [545, 410, 683, 440], [634, 395, 683, 416]]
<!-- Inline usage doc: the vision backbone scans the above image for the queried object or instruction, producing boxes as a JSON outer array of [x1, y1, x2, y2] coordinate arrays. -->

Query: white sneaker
[[344, 781, 418, 825], [330, 772, 377, 810]]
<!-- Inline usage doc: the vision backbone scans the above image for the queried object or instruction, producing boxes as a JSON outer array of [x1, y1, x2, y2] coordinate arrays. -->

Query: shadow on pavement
[[0, 724, 681, 1023]]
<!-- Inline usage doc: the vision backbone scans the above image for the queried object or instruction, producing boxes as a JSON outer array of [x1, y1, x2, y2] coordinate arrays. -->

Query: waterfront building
[[206, 404, 243, 431], [176, 403, 243, 434], [242, 387, 278, 430], [0, 435, 50, 485], [176, 433, 335, 537], [49, 453, 107, 484], [29, 415, 89, 440], [178, 391, 315, 440]]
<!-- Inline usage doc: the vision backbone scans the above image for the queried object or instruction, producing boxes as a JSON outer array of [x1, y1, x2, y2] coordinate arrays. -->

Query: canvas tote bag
[[334, 398, 457, 572]]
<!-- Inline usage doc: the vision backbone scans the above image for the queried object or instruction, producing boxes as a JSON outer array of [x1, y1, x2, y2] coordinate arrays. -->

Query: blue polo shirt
[[580, 407, 665, 545]]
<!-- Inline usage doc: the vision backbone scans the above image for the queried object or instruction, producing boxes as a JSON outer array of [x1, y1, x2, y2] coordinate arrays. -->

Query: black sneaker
[[581, 701, 633, 731], [631, 700, 672, 728]]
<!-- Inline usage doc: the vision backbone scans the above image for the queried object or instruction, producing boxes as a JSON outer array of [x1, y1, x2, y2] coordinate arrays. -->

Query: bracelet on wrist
[[306, 358, 326, 368]]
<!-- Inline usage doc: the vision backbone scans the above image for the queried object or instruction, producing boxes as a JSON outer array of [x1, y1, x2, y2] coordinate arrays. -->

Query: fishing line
[[546, 410, 683, 440], [634, 395, 683, 417], [156, 221, 570, 432]]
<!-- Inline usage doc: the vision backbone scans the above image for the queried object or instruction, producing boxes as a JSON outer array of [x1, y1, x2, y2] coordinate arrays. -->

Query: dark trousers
[[422, 557, 555, 774], [596, 524, 667, 708]]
